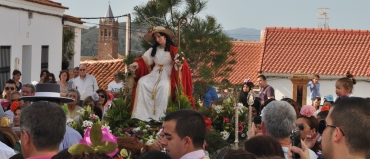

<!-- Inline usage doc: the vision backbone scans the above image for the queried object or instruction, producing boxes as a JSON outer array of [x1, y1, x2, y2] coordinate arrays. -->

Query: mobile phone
[[290, 129, 301, 159]]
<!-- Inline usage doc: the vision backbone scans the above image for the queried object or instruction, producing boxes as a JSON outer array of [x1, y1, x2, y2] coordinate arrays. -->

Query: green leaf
[[68, 144, 95, 156], [90, 122, 102, 147], [94, 141, 118, 154]]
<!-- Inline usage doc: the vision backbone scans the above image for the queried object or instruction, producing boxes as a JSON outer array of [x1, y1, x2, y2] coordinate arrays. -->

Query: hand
[[174, 63, 183, 71], [129, 62, 138, 71], [154, 138, 164, 150], [304, 132, 320, 149], [289, 140, 310, 159], [249, 122, 256, 138]]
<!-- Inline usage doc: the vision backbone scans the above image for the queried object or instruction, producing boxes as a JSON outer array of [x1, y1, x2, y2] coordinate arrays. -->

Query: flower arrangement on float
[[200, 95, 248, 153]]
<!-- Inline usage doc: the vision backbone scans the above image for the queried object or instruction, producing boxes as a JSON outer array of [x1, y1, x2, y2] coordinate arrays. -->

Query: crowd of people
[[0, 25, 369, 159]]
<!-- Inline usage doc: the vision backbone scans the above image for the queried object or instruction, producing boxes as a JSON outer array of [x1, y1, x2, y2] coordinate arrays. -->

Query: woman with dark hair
[[44, 73, 56, 83], [96, 89, 108, 120], [39, 70, 49, 83], [239, 78, 255, 107], [129, 26, 194, 121], [57, 70, 72, 97], [244, 135, 285, 158], [12, 70, 22, 91], [296, 105, 321, 154]]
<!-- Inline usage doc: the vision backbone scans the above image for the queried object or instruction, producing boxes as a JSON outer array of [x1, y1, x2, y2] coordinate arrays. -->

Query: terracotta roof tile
[[214, 41, 263, 84], [25, 0, 68, 9], [63, 14, 85, 24], [81, 59, 125, 90], [261, 27, 370, 77]]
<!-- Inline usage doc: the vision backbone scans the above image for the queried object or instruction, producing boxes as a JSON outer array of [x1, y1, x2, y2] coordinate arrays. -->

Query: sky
[[62, 0, 370, 31]]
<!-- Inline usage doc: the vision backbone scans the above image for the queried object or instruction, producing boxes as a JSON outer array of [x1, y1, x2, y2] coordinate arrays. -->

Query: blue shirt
[[307, 81, 321, 100], [58, 125, 82, 151], [203, 86, 218, 107]]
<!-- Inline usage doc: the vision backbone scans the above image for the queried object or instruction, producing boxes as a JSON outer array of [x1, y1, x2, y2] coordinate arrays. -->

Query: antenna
[[317, 8, 330, 29]]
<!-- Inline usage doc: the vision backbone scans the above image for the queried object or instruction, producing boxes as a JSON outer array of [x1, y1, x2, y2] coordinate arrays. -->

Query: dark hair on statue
[[151, 32, 176, 57]]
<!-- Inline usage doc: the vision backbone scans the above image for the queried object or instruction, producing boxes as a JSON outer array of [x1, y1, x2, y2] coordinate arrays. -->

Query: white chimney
[[260, 30, 265, 41]]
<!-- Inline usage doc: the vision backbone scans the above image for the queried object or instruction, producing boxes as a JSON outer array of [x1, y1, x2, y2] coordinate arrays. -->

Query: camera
[[290, 129, 301, 159]]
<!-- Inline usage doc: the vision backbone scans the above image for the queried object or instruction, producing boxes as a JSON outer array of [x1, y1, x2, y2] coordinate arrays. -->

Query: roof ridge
[[265, 27, 370, 34], [81, 59, 123, 64]]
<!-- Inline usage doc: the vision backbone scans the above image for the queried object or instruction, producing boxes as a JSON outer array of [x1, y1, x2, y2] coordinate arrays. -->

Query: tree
[[133, 0, 235, 85]]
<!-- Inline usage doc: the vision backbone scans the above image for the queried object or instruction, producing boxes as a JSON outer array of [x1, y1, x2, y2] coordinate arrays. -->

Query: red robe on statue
[[131, 45, 195, 113]]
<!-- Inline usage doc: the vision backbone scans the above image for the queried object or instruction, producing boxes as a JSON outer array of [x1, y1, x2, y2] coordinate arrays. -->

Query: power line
[[77, 14, 129, 19]]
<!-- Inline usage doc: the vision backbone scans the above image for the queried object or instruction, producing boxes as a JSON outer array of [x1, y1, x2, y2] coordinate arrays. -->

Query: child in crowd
[[307, 74, 321, 104], [335, 71, 356, 101], [323, 94, 334, 108]]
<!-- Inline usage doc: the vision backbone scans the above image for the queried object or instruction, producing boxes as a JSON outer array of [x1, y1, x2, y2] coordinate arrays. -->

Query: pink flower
[[79, 127, 118, 157], [223, 117, 230, 123], [300, 105, 316, 117]]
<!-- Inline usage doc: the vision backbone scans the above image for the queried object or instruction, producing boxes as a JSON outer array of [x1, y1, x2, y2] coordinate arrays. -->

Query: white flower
[[241, 133, 245, 137], [89, 114, 99, 119], [220, 130, 230, 140], [214, 105, 224, 114], [66, 118, 74, 126], [82, 120, 93, 128], [76, 109, 86, 114], [142, 129, 148, 133], [102, 125, 112, 133], [237, 103, 244, 107], [133, 127, 141, 133], [146, 135, 154, 145], [145, 125, 151, 128]]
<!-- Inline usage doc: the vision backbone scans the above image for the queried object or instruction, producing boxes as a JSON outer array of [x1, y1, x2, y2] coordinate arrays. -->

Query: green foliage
[[105, 99, 136, 136], [133, 0, 235, 86], [204, 130, 229, 155], [62, 28, 76, 61], [167, 84, 193, 114], [123, 52, 141, 66]]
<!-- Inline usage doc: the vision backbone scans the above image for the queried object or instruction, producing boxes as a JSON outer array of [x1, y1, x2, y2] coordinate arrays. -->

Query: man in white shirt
[[72, 64, 99, 104], [107, 71, 124, 100], [161, 110, 207, 159]]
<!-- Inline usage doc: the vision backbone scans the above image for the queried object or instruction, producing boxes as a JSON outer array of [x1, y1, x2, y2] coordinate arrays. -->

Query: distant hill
[[81, 22, 147, 56], [225, 27, 261, 41]]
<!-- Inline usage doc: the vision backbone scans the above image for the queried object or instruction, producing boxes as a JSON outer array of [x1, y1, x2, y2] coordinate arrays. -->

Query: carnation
[[300, 105, 316, 117]]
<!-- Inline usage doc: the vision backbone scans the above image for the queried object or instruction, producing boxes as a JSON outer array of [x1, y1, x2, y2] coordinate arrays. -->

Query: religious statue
[[128, 26, 195, 121]]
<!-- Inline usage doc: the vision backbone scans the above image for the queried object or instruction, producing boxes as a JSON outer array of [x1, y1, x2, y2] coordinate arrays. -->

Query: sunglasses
[[12, 98, 22, 102], [297, 124, 305, 131], [99, 95, 106, 98], [317, 120, 345, 136], [5, 87, 15, 91]]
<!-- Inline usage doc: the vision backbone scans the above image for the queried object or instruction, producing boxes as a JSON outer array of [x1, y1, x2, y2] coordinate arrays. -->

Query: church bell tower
[[98, 4, 118, 60]]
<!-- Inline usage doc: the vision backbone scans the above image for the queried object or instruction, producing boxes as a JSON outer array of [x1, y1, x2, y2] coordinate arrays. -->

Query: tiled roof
[[215, 41, 263, 84], [25, 0, 69, 9], [63, 14, 85, 24], [81, 59, 125, 90], [261, 27, 370, 77]]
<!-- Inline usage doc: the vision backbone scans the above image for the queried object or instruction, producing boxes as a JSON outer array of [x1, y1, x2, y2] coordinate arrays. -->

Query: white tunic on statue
[[131, 47, 173, 121]]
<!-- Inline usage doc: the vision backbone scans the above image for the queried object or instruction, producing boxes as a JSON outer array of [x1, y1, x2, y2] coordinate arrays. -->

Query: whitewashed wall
[[0, 0, 65, 83], [265, 76, 370, 105]]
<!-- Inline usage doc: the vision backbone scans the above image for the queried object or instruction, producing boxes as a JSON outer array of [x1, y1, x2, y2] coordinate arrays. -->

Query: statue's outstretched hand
[[129, 62, 139, 71]]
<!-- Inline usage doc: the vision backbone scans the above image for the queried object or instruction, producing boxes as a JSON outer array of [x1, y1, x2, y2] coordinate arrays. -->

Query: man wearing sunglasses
[[317, 97, 370, 159], [1, 79, 17, 111], [72, 64, 99, 105]]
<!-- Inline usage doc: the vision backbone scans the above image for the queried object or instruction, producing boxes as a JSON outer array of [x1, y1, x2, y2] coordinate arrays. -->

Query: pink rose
[[300, 105, 316, 117]]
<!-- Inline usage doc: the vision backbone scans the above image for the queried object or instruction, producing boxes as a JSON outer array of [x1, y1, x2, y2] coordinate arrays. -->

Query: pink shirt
[[180, 150, 208, 159]]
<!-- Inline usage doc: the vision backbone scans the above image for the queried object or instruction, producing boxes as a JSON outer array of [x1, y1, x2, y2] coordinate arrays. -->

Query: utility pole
[[125, 14, 131, 72], [317, 8, 330, 29]]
